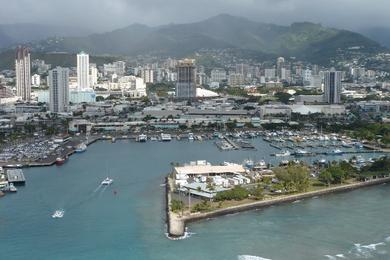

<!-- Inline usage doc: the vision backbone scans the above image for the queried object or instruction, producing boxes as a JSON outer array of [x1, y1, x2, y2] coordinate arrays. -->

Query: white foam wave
[[349, 242, 386, 258], [165, 228, 196, 241], [238, 255, 272, 260], [324, 254, 345, 259]]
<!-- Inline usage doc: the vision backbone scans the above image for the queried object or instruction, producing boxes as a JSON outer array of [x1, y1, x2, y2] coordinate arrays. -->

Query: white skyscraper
[[324, 70, 342, 104], [49, 67, 69, 113], [15, 46, 31, 101], [77, 52, 89, 90]]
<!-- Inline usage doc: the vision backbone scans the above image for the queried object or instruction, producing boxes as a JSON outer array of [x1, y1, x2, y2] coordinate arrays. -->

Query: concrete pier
[[166, 176, 390, 238]]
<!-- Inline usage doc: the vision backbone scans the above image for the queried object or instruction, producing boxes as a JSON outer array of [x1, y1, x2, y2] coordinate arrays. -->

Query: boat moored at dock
[[161, 133, 172, 142], [55, 156, 67, 166], [138, 134, 147, 142], [75, 143, 87, 153]]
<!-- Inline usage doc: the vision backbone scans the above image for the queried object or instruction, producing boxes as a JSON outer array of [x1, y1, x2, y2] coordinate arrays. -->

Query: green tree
[[250, 185, 264, 200], [318, 170, 334, 186], [274, 165, 310, 192]]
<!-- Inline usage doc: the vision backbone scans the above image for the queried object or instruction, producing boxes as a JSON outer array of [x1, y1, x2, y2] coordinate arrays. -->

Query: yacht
[[52, 209, 65, 219], [318, 158, 327, 164], [161, 133, 172, 142], [243, 159, 254, 169], [75, 143, 87, 153], [275, 150, 291, 157], [341, 141, 353, 148], [101, 177, 113, 185], [254, 160, 267, 170], [138, 134, 147, 142], [332, 149, 343, 155], [295, 150, 309, 156]]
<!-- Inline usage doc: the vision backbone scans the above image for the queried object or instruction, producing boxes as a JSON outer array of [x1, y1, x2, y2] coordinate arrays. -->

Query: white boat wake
[[238, 255, 272, 260]]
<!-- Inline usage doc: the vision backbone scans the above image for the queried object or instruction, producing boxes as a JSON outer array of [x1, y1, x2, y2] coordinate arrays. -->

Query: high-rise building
[[49, 67, 69, 113], [89, 63, 98, 87], [31, 74, 41, 87], [175, 59, 196, 99], [276, 57, 285, 79], [103, 61, 126, 76], [323, 70, 342, 104], [210, 69, 227, 83], [141, 68, 154, 83], [15, 46, 31, 101], [77, 52, 89, 90]]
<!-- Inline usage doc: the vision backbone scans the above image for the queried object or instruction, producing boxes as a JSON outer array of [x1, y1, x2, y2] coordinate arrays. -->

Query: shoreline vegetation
[[166, 157, 390, 238]]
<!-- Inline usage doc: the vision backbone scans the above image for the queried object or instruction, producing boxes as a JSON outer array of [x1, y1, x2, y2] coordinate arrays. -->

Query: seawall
[[167, 176, 390, 238]]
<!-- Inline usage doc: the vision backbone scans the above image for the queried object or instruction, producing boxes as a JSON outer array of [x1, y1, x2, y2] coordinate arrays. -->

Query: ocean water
[[0, 139, 389, 260]]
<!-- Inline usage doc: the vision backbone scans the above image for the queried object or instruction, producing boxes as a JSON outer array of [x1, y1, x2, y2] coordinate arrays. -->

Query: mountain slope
[[3, 14, 386, 64], [359, 27, 390, 48], [0, 23, 91, 49]]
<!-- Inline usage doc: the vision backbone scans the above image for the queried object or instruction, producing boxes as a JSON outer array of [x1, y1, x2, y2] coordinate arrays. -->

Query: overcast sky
[[0, 0, 389, 32]]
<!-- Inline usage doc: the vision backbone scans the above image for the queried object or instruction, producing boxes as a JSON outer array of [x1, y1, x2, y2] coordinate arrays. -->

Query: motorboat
[[52, 209, 65, 219], [138, 134, 147, 142], [75, 143, 87, 153], [160, 133, 172, 142], [188, 133, 194, 141], [8, 183, 17, 192], [55, 156, 67, 165], [101, 177, 113, 185]]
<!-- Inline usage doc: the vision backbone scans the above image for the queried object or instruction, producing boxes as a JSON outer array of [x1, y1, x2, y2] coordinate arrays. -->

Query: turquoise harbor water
[[1, 139, 390, 260]]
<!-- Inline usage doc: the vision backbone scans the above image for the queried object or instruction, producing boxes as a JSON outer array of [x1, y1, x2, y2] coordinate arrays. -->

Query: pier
[[6, 169, 25, 185], [166, 176, 390, 238]]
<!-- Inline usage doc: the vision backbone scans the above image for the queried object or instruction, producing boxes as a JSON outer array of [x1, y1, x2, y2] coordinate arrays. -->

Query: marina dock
[[6, 169, 25, 185]]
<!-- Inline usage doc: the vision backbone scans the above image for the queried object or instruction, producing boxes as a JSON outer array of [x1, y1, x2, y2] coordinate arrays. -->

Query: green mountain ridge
[[1, 14, 386, 66]]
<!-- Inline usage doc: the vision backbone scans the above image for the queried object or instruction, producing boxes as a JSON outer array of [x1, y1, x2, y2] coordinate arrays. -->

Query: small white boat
[[8, 183, 17, 192], [161, 133, 172, 142], [275, 150, 291, 157], [188, 133, 194, 141], [138, 134, 147, 142], [52, 209, 65, 219], [101, 177, 113, 185]]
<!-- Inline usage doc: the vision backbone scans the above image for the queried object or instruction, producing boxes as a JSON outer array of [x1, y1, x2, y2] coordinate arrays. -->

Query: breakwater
[[167, 176, 390, 238]]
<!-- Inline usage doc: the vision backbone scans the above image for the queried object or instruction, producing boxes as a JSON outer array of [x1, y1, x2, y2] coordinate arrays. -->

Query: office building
[[324, 70, 342, 104], [175, 59, 196, 99], [15, 46, 31, 101], [49, 67, 69, 113], [77, 52, 89, 90]]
